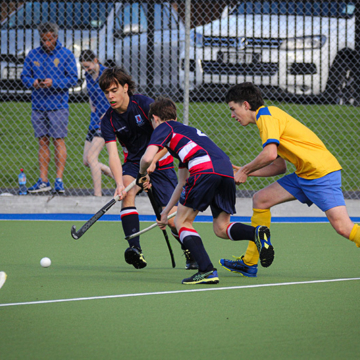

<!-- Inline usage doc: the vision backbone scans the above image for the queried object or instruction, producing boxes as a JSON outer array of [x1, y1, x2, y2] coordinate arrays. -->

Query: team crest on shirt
[[135, 115, 145, 126]]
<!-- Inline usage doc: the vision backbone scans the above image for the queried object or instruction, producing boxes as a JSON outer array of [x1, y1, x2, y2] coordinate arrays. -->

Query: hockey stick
[[124, 211, 177, 240], [71, 179, 137, 240], [0, 271, 7, 290], [146, 187, 176, 268]]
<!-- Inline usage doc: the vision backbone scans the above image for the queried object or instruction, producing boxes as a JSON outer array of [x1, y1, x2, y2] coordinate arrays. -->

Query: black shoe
[[182, 268, 219, 285], [124, 246, 147, 269], [183, 249, 199, 270], [254, 226, 274, 268]]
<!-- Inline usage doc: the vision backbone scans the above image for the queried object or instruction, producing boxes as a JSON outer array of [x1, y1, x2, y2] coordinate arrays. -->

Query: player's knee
[[213, 224, 227, 239], [253, 191, 271, 208], [167, 218, 176, 232], [253, 191, 264, 208], [332, 221, 349, 238]]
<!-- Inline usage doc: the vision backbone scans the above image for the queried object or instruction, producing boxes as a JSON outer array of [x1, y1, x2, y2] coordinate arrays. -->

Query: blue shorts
[[122, 161, 177, 207], [180, 173, 236, 217], [31, 109, 69, 138], [277, 170, 345, 212]]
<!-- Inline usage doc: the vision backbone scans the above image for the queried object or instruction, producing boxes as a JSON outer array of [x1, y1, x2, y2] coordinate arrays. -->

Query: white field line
[[1, 277, 360, 308]]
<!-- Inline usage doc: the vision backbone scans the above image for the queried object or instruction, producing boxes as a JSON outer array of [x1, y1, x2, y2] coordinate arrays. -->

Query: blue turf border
[[0, 213, 359, 223]]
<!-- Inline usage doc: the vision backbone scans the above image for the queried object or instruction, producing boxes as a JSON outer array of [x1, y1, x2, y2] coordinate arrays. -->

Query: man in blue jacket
[[21, 22, 78, 193]]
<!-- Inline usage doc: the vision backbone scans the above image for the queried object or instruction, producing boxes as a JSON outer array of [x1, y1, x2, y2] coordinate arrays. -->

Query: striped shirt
[[148, 121, 233, 177]]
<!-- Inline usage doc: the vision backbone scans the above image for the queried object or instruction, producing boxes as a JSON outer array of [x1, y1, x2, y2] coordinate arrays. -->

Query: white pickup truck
[[180, 1, 357, 104]]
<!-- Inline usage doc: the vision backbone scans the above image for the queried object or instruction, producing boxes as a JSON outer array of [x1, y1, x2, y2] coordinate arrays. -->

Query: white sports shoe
[[0, 271, 7, 289]]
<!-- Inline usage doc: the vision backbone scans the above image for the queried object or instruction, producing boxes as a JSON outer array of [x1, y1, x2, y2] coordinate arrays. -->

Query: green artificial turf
[[1, 221, 359, 359]]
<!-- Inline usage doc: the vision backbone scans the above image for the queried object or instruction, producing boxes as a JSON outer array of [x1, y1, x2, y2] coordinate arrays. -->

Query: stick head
[[71, 225, 79, 240]]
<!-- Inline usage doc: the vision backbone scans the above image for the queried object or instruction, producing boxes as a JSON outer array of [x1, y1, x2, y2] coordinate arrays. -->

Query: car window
[[115, 3, 179, 33], [115, 3, 147, 33], [230, 1, 355, 18], [1, 2, 113, 30]]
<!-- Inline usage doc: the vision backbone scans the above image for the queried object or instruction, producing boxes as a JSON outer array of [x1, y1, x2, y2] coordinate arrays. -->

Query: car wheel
[[324, 55, 356, 105]]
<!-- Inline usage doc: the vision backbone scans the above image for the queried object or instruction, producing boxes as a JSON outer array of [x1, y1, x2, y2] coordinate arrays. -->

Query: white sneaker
[[0, 271, 7, 289]]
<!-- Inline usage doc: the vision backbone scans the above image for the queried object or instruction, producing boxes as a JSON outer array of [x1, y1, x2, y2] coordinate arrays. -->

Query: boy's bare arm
[[234, 143, 279, 184], [234, 156, 286, 177], [159, 167, 189, 228], [147, 147, 168, 174], [139, 145, 161, 175], [106, 142, 125, 198], [247, 156, 286, 177]]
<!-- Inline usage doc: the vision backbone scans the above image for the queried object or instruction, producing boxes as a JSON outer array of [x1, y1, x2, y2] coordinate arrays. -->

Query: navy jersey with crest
[[148, 120, 234, 177], [101, 94, 173, 168]]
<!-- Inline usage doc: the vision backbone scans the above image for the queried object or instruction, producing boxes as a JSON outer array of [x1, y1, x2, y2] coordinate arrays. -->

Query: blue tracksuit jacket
[[21, 41, 78, 110]]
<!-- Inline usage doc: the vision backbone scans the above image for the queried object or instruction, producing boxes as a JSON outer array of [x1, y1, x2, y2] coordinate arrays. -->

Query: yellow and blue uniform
[[255, 106, 344, 212], [255, 106, 341, 179], [242, 106, 357, 268]]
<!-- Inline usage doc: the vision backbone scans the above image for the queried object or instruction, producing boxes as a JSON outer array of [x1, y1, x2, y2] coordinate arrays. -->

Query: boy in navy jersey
[[99, 67, 197, 270], [137, 97, 274, 284]]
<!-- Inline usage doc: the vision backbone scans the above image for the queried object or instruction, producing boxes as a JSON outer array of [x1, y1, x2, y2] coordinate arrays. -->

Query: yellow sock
[[349, 224, 360, 248], [243, 208, 271, 266]]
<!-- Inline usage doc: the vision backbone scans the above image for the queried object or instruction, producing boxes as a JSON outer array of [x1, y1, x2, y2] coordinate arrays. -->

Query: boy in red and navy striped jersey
[[138, 97, 274, 284], [100, 67, 197, 270]]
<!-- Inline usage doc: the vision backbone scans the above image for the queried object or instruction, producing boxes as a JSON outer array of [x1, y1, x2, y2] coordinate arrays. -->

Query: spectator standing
[[80, 50, 113, 196], [21, 22, 78, 193]]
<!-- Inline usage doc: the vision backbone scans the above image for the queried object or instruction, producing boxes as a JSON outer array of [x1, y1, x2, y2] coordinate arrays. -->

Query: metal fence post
[[183, 0, 191, 125]]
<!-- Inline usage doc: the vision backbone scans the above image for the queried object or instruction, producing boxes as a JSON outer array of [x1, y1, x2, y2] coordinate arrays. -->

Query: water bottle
[[18, 169, 27, 195]]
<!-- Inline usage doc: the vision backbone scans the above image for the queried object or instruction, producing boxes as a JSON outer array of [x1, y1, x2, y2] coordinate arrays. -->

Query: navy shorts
[[122, 161, 177, 207], [85, 128, 102, 142], [31, 109, 69, 138], [277, 170, 346, 212], [180, 173, 236, 217]]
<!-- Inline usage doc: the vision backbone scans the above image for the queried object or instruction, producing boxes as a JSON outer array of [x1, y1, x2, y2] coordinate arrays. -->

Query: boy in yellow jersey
[[220, 82, 360, 277]]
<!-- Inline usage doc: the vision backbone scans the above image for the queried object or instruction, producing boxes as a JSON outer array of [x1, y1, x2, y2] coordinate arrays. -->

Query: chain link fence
[[0, 0, 359, 198]]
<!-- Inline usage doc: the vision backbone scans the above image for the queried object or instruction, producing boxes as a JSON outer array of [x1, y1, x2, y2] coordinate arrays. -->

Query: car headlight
[[67, 39, 91, 58], [280, 35, 326, 50], [190, 30, 203, 48], [70, 44, 83, 58]]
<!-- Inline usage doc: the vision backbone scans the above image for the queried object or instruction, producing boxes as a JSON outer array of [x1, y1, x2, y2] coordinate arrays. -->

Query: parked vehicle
[[0, 1, 184, 99], [179, 1, 358, 104]]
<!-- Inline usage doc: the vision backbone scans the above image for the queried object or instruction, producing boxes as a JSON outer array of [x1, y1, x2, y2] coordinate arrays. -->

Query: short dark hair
[[37, 22, 59, 36], [149, 96, 177, 122], [79, 49, 96, 62], [99, 66, 136, 96], [104, 59, 117, 68], [225, 82, 264, 111]]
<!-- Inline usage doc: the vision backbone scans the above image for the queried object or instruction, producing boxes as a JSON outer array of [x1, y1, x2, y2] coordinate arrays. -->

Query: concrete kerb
[[0, 194, 359, 217]]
